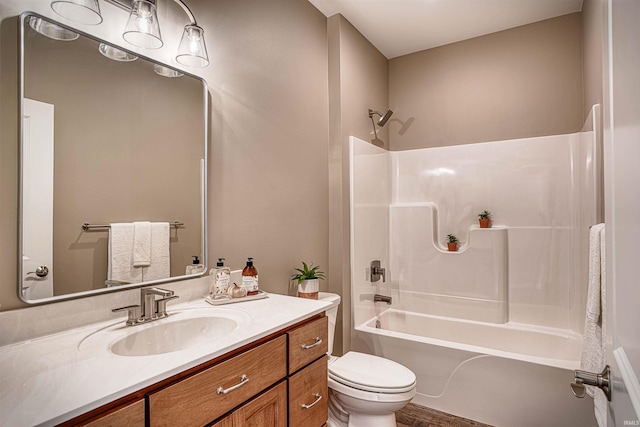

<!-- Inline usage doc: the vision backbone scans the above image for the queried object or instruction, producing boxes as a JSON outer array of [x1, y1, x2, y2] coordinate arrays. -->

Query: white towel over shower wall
[[580, 223, 607, 427], [108, 222, 171, 284]]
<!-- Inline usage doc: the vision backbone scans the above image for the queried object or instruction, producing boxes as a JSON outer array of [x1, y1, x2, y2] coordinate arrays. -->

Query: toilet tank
[[318, 292, 341, 355]]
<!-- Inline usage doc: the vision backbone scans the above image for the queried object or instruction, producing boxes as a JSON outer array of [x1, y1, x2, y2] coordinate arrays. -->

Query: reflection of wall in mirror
[[23, 25, 205, 297]]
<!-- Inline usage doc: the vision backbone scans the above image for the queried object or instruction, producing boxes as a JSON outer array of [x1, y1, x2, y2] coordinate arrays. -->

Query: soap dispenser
[[186, 255, 204, 275], [208, 258, 231, 298], [242, 257, 259, 295]]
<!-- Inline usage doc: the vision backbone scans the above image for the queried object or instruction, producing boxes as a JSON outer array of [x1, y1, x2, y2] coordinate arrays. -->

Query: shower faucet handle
[[370, 260, 386, 283]]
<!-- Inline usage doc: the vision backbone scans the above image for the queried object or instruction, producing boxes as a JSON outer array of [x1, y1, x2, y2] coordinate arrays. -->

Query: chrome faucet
[[374, 294, 392, 304], [141, 287, 175, 320], [112, 287, 179, 326]]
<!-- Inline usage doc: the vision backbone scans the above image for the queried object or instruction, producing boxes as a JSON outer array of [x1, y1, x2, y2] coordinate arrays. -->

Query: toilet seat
[[328, 351, 416, 394]]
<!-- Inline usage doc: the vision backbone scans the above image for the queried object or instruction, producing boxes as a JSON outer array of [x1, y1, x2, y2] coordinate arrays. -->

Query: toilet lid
[[328, 351, 416, 393]]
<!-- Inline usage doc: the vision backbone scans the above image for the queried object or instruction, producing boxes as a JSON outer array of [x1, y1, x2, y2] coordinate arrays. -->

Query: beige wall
[[388, 13, 584, 150], [327, 14, 388, 354], [582, 0, 603, 118], [25, 31, 203, 295]]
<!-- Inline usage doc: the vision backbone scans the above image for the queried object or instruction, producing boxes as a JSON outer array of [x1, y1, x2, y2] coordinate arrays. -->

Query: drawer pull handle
[[216, 374, 249, 395], [301, 393, 322, 409], [301, 337, 322, 350]]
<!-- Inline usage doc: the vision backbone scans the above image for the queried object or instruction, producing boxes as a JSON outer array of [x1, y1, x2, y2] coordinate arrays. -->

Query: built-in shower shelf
[[390, 203, 508, 323]]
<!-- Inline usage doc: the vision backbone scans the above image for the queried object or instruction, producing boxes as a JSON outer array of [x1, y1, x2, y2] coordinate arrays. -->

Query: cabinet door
[[288, 355, 328, 427], [232, 381, 287, 427]]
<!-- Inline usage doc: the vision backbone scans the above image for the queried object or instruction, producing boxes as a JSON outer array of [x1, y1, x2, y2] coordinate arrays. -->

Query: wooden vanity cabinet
[[64, 314, 328, 427]]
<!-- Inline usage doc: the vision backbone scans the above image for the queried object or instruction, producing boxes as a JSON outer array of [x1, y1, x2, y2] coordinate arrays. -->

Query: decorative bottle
[[242, 257, 259, 296], [208, 258, 230, 298]]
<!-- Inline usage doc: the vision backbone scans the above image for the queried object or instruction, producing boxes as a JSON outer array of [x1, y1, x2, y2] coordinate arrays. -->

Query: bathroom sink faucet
[[141, 287, 175, 320], [112, 287, 179, 326]]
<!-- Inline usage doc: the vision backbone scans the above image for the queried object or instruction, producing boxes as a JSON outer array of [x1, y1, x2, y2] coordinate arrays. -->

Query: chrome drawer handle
[[301, 337, 322, 350], [301, 393, 322, 409], [216, 374, 249, 395]]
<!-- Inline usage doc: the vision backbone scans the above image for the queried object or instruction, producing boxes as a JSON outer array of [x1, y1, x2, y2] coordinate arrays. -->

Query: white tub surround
[[348, 105, 602, 427], [0, 291, 330, 426]]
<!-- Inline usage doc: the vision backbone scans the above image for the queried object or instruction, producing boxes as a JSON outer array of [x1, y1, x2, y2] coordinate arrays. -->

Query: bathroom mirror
[[19, 13, 208, 303]]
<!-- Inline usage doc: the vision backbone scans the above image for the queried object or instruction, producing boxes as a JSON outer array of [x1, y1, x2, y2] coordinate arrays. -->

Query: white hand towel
[[142, 222, 170, 281], [108, 223, 142, 284], [580, 223, 607, 427], [133, 221, 151, 267]]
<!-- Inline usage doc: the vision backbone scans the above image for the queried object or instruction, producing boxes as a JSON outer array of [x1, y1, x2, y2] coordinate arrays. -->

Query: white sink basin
[[79, 307, 252, 357]]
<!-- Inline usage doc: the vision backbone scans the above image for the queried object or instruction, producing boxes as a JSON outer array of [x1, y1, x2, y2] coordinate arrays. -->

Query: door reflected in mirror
[[20, 13, 208, 303]]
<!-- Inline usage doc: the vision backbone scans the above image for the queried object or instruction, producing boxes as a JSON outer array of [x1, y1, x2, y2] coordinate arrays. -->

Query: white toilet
[[319, 292, 417, 427]]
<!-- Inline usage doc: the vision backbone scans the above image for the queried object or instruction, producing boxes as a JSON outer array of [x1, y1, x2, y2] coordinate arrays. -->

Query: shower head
[[368, 109, 394, 127]]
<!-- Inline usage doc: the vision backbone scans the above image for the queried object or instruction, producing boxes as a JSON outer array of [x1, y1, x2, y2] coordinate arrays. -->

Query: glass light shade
[[176, 25, 209, 67], [51, 0, 103, 25], [153, 64, 184, 78], [98, 43, 138, 62], [123, 0, 163, 49], [29, 16, 79, 41]]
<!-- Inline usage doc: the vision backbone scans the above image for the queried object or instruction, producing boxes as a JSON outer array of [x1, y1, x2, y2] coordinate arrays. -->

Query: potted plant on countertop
[[446, 234, 459, 252], [478, 210, 492, 228], [291, 262, 325, 300]]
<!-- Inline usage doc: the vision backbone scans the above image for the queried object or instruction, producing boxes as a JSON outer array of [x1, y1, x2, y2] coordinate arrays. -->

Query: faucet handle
[[156, 295, 180, 318], [112, 305, 141, 326], [370, 260, 386, 283]]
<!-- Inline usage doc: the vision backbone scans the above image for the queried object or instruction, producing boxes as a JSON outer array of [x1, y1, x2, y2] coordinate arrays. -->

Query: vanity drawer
[[288, 355, 328, 427], [288, 316, 328, 374], [148, 335, 287, 427]]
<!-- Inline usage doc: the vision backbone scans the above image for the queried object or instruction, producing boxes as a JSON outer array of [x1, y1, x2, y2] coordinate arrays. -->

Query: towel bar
[[82, 221, 184, 231]]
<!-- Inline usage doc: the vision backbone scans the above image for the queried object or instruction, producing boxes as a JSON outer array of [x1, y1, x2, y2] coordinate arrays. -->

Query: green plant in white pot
[[291, 262, 325, 300]]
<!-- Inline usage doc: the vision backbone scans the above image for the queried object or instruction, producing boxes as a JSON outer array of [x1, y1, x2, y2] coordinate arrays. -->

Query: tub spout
[[374, 294, 392, 304]]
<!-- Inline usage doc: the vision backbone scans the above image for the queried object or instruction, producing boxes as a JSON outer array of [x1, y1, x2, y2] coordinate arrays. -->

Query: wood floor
[[396, 403, 493, 427]]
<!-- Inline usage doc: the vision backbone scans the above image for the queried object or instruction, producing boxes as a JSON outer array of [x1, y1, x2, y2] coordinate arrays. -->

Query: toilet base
[[328, 388, 404, 427]]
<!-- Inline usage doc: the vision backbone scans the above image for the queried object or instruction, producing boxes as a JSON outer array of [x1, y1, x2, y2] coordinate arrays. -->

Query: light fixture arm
[[171, 0, 197, 26]]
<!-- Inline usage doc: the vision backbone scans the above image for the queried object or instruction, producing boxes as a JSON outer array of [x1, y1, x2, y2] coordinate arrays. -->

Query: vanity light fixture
[[28, 16, 80, 41], [51, 0, 103, 25], [122, 0, 209, 67], [50, 0, 209, 67]]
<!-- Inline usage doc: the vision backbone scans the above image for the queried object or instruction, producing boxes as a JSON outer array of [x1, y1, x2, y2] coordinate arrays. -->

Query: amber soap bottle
[[242, 257, 259, 295]]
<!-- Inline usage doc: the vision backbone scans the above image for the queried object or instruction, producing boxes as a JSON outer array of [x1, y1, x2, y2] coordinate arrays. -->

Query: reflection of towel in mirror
[[142, 222, 170, 281], [133, 221, 151, 267], [108, 223, 142, 283]]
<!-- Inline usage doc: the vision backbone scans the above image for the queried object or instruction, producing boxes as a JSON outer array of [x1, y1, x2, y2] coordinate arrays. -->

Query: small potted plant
[[478, 210, 492, 228], [446, 234, 459, 252], [291, 262, 325, 299]]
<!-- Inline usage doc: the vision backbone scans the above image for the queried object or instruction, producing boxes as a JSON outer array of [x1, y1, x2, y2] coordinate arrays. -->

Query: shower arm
[[369, 115, 379, 139]]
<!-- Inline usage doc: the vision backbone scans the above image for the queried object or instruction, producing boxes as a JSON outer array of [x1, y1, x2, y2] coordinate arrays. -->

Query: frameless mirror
[[19, 13, 208, 303]]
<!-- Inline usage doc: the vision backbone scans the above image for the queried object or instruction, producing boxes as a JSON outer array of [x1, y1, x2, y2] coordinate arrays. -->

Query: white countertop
[[0, 293, 331, 427]]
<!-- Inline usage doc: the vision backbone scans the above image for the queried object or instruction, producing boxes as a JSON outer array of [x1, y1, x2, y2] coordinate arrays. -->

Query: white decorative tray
[[205, 290, 269, 306]]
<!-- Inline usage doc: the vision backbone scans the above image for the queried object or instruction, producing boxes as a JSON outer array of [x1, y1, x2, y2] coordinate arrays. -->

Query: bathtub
[[351, 309, 598, 427]]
